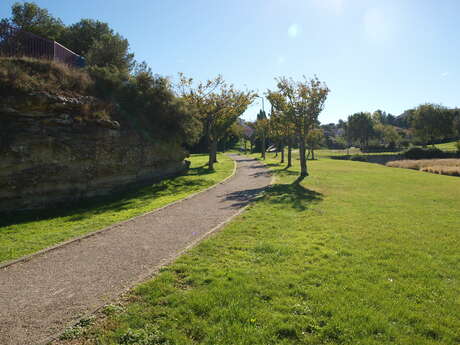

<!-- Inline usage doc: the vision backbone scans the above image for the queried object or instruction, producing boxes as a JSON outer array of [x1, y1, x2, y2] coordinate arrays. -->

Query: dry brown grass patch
[[0, 56, 92, 96], [386, 159, 460, 177]]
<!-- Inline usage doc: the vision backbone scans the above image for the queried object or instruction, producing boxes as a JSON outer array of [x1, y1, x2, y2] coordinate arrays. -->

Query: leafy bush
[[403, 147, 446, 159]]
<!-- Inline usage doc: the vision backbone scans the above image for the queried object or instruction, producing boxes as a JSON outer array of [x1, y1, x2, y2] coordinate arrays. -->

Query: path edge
[[0, 156, 238, 271], [45, 154, 273, 345]]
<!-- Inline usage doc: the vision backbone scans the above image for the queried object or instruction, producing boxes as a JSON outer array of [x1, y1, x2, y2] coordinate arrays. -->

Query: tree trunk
[[311, 149, 315, 160], [208, 140, 217, 169], [280, 144, 285, 163], [261, 133, 266, 159], [287, 142, 292, 168], [299, 138, 308, 177]]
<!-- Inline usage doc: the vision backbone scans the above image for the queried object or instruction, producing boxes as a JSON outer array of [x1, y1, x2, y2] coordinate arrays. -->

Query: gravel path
[[0, 155, 271, 345]]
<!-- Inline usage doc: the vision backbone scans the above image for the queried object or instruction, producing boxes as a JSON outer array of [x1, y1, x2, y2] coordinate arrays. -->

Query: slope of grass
[[64, 153, 460, 345], [0, 56, 92, 96], [0, 154, 234, 264], [435, 141, 460, 152]]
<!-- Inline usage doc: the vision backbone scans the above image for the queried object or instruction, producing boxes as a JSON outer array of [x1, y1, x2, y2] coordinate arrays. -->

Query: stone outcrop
[[0, 94, 188, 212]]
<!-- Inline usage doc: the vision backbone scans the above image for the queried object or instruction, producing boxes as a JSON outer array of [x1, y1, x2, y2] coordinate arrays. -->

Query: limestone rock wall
[[0, 96, 188, 212]]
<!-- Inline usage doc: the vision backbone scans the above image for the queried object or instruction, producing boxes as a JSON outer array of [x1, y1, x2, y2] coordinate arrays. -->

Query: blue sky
[[2, 0, 459, 123]]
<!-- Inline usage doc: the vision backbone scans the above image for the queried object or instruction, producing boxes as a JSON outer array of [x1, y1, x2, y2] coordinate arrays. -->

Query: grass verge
[[0, 154, 234, 264], [61, 152, 460, 345]]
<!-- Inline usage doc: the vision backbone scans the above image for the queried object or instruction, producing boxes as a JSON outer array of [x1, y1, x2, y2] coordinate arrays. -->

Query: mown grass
[[67, 152, 460, 345], [0, 154, 234, 264], [435, 141, 460, 152]]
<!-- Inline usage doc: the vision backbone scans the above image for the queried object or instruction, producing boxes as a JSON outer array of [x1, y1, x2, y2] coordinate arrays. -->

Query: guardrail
[[0, 22, 85, 67]]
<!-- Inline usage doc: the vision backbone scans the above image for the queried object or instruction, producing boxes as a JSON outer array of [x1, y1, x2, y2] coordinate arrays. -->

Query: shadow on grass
[[222, 174, 322, 212], [263, 181, 323, 211], [0, 175, 211, 229]]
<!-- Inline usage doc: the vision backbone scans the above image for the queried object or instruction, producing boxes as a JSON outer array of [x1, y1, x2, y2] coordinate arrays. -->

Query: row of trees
[[340, 104, 460, 151], [2, 3, 333, 177], [235, 77, 329, 177], [1, 3, 255, 168]]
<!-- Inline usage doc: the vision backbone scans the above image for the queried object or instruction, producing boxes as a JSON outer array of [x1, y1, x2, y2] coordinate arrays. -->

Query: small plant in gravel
[[118, 324, 169, 345], [59, 316, 96, 340], [102, 303, 126, 316]]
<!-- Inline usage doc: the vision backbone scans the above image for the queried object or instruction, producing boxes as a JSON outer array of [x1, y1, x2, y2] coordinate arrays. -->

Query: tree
[[255, 109, 268, 159], [306, 128, 324, 160], [267, 108, 286, 163], [274, 76, 329, 177], [266, 90, 296, 168], [6, 2, 65, 40], [178, 74, 255, 169], [63, 19, 134, 71], [374, 123, 402, 149], [411, 104, 453, 146], [347, 112, 374, 149], [450, 109, 460, 137]]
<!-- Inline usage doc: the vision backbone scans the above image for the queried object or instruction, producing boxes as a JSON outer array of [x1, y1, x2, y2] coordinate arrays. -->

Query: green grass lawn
[[435, 141, 459, 152], [71, 152, 460, 345], [0, 154, 234, 264]]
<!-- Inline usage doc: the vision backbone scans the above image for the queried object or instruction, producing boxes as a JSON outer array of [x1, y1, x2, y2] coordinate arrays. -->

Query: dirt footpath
[[0, 155, 271, 345]]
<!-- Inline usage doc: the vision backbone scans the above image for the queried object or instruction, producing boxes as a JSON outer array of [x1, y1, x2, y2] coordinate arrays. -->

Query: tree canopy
[[272, 76, 329, 177], [178, 74, 255, 169]]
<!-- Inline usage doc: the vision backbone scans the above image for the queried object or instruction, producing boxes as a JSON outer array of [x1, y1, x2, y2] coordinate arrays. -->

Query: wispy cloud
[[277, 56, 286, 64], [441, 72, 449, 77], [288, 24, 300, 38]]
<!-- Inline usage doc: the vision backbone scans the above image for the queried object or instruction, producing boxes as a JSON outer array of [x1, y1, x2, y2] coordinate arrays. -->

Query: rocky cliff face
[[0, 93, 188, 212]]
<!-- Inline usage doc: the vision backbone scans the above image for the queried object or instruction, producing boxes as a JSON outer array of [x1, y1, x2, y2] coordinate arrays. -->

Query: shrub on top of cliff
[[0, 57, 92, 96], [105, 68, 202, 145], [87, 65, 128, 101]]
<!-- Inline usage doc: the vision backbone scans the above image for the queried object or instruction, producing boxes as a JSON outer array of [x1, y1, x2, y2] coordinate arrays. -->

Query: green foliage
[[113, 71, 202, 145], [411, 104, 454, 145], [84, 31, 134, 71], [86, 64, 128, 99], [59, 316, 95, 340], [271, 76, 330, 175], [0, 154, 234, 263], [452, 110, 460, 136], [3, 3, 134, 71], [6, 1, 65, 40], [347, 112, 374, 148], [119, 325, 169, 345], [178, 74, 255, 168], [102, 304, 126, 316], [306, 128, 324, 150], [75, 152, 460, 345]]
